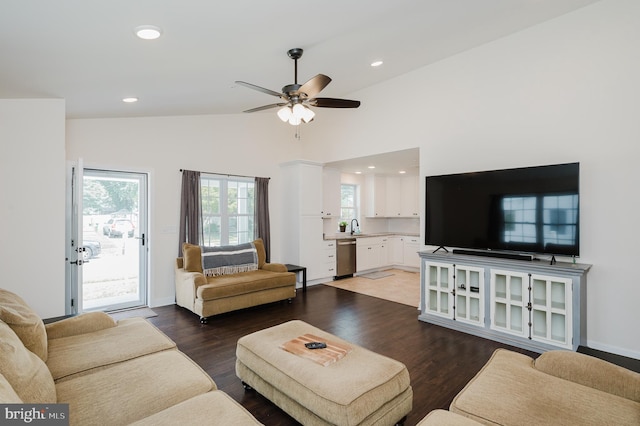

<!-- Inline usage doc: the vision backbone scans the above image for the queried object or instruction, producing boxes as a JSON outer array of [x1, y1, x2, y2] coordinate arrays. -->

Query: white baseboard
[[149, 297, 175, 308], [585, 340, 640, 360]]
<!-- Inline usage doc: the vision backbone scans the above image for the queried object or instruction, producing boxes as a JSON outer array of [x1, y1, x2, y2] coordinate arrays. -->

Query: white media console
[[419, 251, 591, 352]]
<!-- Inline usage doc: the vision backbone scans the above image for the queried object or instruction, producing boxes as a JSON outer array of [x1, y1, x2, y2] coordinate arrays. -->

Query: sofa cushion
[[198, 270, 295, 301], [0, 320, 56, 403], [45, 311, 117, 339], [450, 349, 640, 426], [55, 349, 216, 426], [47, 317, 176, 381], [128, 391, 262, 426], [0, 372, 23, 403], [535, 350, 640, 403], [0, 288, 48, 361], [182, 242, 203, 273]]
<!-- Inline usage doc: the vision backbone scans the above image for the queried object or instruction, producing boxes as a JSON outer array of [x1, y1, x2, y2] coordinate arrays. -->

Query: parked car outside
[[102, 218, 135, 238], [82, 240, 102, 260]]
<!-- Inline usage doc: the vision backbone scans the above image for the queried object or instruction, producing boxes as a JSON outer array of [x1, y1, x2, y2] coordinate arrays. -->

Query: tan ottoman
[[235, 320, 412, 426], [416, 410, 483, 426]]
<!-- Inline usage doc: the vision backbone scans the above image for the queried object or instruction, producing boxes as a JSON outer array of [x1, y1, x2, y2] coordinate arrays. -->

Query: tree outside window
[[201, 176, 254, 246]]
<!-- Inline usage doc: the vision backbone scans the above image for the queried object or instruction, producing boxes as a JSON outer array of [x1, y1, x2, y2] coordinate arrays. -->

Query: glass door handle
[[135, 233, 145, 245]]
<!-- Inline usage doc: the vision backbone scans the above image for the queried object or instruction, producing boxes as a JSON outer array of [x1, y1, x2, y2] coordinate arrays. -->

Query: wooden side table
[[284, 264, 307, 293]]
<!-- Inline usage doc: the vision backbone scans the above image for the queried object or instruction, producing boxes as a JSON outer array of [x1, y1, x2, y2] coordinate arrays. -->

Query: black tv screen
[[425, 162, 580, 256]]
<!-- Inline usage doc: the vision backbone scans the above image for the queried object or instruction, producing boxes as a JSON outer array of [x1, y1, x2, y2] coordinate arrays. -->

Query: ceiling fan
[[235, 48, 361, 125]]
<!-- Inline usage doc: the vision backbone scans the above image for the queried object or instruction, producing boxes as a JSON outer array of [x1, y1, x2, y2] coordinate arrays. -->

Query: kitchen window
[[340, 184, 359, 227]]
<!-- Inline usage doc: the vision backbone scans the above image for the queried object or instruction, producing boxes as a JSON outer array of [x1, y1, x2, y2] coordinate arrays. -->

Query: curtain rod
[[179, 169, 270, 180]]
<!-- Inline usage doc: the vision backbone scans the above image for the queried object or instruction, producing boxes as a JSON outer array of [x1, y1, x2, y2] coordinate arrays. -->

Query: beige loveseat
[[418, 348, 640, 425], [175, 238, 296, 323], [0, 288, 262, 426]]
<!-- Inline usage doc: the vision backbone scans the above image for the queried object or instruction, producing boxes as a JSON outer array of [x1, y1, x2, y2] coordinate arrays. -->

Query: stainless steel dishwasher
[[335, 238, 356, 279]]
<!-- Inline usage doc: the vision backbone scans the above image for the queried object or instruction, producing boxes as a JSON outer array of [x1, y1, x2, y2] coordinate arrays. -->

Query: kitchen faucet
[[350, 218, 359, 235]]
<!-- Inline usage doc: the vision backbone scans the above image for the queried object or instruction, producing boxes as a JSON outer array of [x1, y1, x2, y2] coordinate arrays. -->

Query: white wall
[[0, 99, 66, 317], [66, 113, 305, 307], [303, 0, 640, 358]]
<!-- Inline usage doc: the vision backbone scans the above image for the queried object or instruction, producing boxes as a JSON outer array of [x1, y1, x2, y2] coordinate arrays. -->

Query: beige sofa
[[0, 288, 262, 426], [175, 239, 296, 323], [418, 348, 640, 425]]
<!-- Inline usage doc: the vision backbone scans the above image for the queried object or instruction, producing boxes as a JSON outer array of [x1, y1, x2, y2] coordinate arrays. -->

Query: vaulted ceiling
[[0, 0, 600, 119]]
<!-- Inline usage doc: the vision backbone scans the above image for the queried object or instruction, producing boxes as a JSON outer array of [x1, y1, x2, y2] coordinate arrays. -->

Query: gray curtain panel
[[178, 170, 202, 256], [254, 177, 271, 262]]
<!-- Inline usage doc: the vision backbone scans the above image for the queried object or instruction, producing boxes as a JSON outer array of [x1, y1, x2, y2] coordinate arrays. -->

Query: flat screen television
[[425, 162, 580, 257]]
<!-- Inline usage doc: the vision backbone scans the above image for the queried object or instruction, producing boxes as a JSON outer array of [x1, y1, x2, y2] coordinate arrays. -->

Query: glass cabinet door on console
[[425, 262, 452, 318], [530, 274, 572, 349], [454, 265, 484, 326], [490, 270, 573, 349], [425, 262, 484, 327], [490, 270, 528, 337]]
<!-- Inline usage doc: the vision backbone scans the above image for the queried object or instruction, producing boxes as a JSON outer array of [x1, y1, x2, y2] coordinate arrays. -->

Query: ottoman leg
[[241, 381, 253, 391]]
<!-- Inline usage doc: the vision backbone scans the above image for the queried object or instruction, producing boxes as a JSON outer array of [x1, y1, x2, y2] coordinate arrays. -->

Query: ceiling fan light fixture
[[292, 103, 306, 119], [301, 107, 315, 123], [277, 106, 292, 122], [288, 115, 302, 126]]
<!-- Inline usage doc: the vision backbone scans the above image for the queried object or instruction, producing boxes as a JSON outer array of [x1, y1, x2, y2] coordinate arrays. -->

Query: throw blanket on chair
[[202, 242, 258, 277]]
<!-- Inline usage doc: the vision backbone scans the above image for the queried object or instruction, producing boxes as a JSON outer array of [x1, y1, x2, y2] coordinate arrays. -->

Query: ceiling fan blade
[[235, 81, 283, 98], [298, 74, 332, 99], [243, 103, 286, 113], [309, 98, 361, 108]]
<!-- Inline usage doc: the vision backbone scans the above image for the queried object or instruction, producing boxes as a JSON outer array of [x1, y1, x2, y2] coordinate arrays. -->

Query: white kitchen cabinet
[[298, 217, 327, 281], [389, 236, 404, 264], [385, 177, 402, 217], [366, 175, 419, 218], [280, 161, 334, 283], [318, 240, 337, 278], [400, 176, 419, 217], [419, 252, 590, 352], [356, 236, 388, 272], [402, 236, 420, 268], [322, 167, 341, 218], [365, 175, 386, 217], [299, 163, 323, 216], [379, 237, 389, 267]]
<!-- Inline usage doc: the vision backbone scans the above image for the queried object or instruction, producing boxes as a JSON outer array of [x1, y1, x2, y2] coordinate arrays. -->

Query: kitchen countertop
[[324, 232, 419, 240]]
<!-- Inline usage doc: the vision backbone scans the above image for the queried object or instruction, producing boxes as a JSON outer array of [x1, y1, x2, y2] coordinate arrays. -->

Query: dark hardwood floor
[[147, 285, 542, 425]]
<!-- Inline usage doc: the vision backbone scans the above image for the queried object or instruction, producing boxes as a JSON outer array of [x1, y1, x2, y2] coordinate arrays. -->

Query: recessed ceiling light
[[355, 171, 362, 174], [122, 97, 138, 103], [371, 60, 383, 67], [399, 170, 406, 174], [368, 166, 376, 169], [135, 25, 162, 40]]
